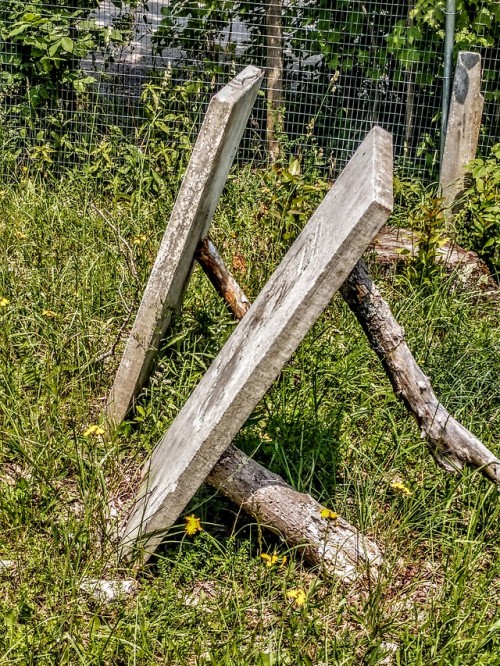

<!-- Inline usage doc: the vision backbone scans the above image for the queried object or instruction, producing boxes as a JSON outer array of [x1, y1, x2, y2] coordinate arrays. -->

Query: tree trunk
[[265, 0, 284, 162]]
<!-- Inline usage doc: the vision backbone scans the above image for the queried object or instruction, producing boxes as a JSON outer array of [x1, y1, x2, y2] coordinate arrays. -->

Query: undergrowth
[[0, 164, 499, 665]]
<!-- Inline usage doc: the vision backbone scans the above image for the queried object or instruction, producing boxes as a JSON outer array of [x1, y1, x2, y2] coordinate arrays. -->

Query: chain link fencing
[[0, 1, 498, 180]]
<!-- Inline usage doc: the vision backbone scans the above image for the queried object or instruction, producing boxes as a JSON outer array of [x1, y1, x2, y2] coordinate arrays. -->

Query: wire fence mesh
[[0, 0, 498, 180]]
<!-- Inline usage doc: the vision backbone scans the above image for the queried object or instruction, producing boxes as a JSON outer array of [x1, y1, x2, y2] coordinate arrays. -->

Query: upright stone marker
[[121, 127, 393, 560], [106, 66, 263, 429], [440, 52, 484, 212]]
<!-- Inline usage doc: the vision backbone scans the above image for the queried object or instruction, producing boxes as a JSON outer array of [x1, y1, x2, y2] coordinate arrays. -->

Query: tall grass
[[0, 166, 498, 664]]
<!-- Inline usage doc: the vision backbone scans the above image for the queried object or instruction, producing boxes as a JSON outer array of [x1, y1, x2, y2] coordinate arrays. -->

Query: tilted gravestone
[[121, 126, 394, 560], [440, 52, 484, 213], [105, 66, 264, 429]]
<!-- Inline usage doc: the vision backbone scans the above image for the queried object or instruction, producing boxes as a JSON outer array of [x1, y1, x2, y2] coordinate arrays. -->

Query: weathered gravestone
[[106, 65, 263, 429], [121, 126, 393, 560], [440, 52, 484, 213]]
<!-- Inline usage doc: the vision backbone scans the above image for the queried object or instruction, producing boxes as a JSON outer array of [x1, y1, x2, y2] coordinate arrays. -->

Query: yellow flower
[[42, 309, 57, 318], [390, 481, 412, 496], [260, 552, 279, 567], [320, 508, 338, 520], [0, 297, 9, 307], [132, 234, 147, 245], [286, 588, 306, 607], [83, 425, 105, 437], [184, 514, 202, 536], [260, 552, 287, 568]]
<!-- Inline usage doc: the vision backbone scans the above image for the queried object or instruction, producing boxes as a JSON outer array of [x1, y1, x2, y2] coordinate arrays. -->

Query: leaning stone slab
[[105, 66, 263, 429], [121, 126, 393, 560], [440, 52, 484, 213]]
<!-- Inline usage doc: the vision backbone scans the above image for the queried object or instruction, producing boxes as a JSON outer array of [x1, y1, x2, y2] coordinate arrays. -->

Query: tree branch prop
[[339, 260, 500, 483], [197, 238, 500, 485]]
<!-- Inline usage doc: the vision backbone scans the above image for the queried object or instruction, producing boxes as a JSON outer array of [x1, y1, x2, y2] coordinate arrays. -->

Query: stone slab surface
[[440, 52, 484, 210], [121, 126, 394, 559], [106, 65, 263, 428]]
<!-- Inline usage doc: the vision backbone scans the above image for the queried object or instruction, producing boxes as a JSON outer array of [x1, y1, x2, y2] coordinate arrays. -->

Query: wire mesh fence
[[0, 0, 499, 181]]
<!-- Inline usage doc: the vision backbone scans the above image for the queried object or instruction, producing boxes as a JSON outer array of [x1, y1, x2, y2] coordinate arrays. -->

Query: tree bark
[[206, 445, 382, 582], [196, 239, 500, 485], [265, 0, 284, 162], [340, 260, 500, 483]]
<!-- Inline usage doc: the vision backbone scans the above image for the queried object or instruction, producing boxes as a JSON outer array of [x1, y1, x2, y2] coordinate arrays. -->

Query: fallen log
[[196, 239, 500, 485], [206, 445, 382, 582], [371, 226, 497, 291]]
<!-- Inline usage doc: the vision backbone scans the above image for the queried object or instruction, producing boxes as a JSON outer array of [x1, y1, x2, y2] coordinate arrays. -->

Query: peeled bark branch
[[206, 445, 381, 582], [197, 238, 251, 319], [197, 239, 500, 485], [340, 260, 500, 483]]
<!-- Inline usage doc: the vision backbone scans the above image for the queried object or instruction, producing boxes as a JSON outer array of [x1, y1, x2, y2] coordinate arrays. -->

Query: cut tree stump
[[120, 126, 393, 560], [105, 66, 263, 429], [196, 243, 500, 484]]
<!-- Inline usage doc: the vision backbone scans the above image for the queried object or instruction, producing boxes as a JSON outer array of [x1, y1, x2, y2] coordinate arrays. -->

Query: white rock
[[80, 578, 137, 602]]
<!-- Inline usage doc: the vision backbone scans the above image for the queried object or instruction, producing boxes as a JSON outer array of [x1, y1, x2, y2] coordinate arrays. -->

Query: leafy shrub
[[456, 143, 500, 279]]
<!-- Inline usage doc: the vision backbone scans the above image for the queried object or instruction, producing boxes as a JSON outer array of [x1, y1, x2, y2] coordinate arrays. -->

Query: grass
[[0, 163, 499, 665]]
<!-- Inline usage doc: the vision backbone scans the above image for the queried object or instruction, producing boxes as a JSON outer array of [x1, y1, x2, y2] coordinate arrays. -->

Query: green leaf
[[60, 37, 74, 53], [48, 40, 62, 57]]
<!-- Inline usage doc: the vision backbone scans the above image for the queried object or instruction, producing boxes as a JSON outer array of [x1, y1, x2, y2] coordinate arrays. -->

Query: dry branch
[[197, 239, 500, 485], [340, 260, 500, 483], [206, 445, 381, 582]]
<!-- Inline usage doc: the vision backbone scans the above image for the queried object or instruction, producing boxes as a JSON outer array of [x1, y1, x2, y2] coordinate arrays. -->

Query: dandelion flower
[[390, 481, 412, 496], [83, 425, 105, 437], [260, 552, 287, 568], [320, 508, 338, 520], [0, 297, 9, 307], [184, 514, 202, 536], [286, 588, 306, 607], [260, 552, 279, 567]]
